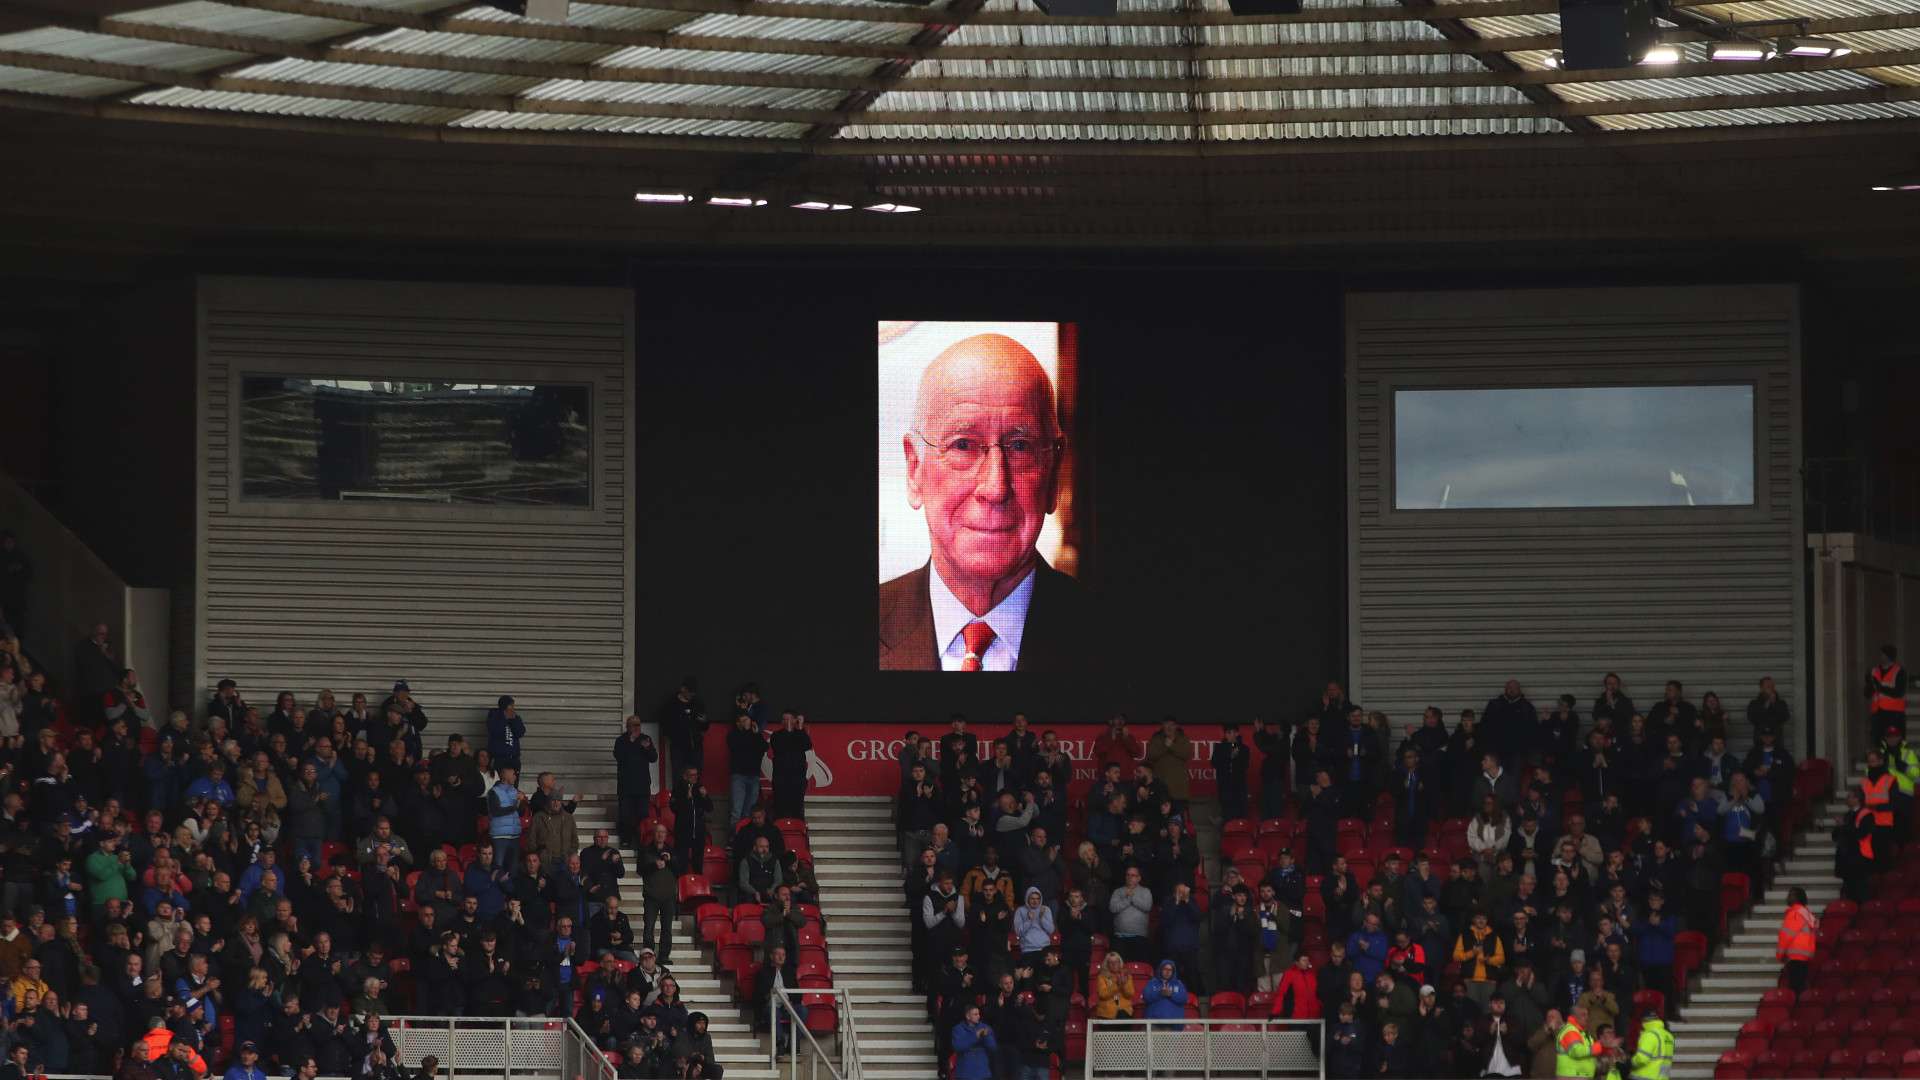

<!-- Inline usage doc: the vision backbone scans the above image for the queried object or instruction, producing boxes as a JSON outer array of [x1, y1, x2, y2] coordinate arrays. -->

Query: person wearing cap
[[378, 681, 429, 756], [486, 695, 524, 772], [222, 1041, 266, 1080], [1629, 1006, 1673, 1080], [1880, 723, 1920, 844]]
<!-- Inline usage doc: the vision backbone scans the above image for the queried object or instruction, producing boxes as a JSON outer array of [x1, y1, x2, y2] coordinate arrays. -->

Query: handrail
[[769, 984, 859, 1080], [1083, 1017, 1326, 1080]]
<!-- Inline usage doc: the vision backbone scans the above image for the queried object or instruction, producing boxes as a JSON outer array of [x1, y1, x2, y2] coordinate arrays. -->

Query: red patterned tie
[[960, 621, 997, 672]]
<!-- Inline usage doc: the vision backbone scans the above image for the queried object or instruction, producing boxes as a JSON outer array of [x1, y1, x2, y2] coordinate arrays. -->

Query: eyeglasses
[[917, 433, 1062, 473]]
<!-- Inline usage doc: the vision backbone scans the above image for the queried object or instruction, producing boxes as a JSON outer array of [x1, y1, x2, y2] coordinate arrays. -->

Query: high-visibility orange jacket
[[1856, 807, 1877, 860], [140, 1028, 207, 1076], [1776, 903, 1817, 962], [1872, 663, 1906, 713], [1864, 772, 1896, 826]]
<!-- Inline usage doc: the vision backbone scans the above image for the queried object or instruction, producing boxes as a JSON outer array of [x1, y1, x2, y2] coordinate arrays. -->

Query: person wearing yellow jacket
[[1630, 1009, 1674, 1080], [1775, 887, 1818, 993], [1881, 725, 1920, 844], [1556, 1004, 1598, 1078]]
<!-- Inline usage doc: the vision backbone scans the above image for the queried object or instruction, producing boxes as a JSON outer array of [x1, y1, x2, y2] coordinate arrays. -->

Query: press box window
[[1393, 385, 1755, 510], [240, 377, 592, 507]]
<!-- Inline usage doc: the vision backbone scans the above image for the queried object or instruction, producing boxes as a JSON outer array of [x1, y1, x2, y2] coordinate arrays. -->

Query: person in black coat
[[768, 712, 813, 820], [1213, 722, 1252, 822], [657, 679, 707, 782], [670, 768, 712, 875], [613, 716, 657, 847], [1210, 886, 1258, 994]]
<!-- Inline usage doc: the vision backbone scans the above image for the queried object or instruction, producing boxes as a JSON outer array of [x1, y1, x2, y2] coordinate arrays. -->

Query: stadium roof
[[6, 0, 1920, 151]]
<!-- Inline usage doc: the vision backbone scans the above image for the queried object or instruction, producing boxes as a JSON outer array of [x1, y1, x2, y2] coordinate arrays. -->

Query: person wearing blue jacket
[[488, 696, 526, 771], [950, 1004, 998, 1080], [1347, 912, 1389, 985], [1143, 959, 1190, 1024], [462, 844, 510, 920], [1160, 883, 1203, 996], [1635, 890, 1677, 1003], [221, 1041, 267, 1080]]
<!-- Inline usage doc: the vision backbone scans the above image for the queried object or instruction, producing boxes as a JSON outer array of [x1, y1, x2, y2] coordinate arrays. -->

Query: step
[[1688, 991, 1765, 1006], [819, 903, 911, 917], [1669, 1021, 1746, 1035]]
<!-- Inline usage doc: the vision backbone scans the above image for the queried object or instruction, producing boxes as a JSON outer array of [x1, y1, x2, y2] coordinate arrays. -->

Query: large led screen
[[876, 321, 1091, 672], [1394, 385, 1756, 510]]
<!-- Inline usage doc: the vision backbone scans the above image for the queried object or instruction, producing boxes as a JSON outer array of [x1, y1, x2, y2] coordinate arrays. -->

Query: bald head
[[912, 334, 1060, 443]]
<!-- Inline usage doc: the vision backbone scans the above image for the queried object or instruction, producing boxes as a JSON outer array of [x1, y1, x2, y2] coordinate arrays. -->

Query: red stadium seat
[[1348, 858, 1375, 891], [1814, 1017, 1849, 1046], [1209, 991, 1246, 1019], [678, 873, 716, 908], [1735, 1020, 1772, 1058], [1247, 991, 1273, 1016], [1798, 986, 1833, 1011], [733, 920, 766, 947], [1715, 1049, 1753, 1080], [698, 903, 732, 944], [1632, 989, 1665, 1019], [1125, 962, 1152, 985], [703, 850, 731, 884], [1778, 1019, 1817, 1044], [733, 902, 764, 926], [1829, 1049, 1865, 1078], [1223, 819, 1256, 846], [1789, 1049, 1825, 1078], [796, 956, 831, 983], [1864, 1049, 1896, 1079], [1755, 1051, 1793, 1079]]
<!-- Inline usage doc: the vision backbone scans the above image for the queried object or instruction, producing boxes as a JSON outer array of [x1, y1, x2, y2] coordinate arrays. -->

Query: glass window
[[1393, 385, 1755, 510], [240, 377, 592, 507]]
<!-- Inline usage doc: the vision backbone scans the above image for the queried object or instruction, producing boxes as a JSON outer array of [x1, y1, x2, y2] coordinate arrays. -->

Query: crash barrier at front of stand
[[1084, 1018, 1326, 1080]]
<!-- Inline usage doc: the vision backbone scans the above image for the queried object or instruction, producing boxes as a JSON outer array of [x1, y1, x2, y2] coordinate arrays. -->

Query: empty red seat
[[1788, 1049, 1824, 1079], [1863, 1049, 1896, 1079], [1828, 1049, 1864, 1078], [1209, 991, 1246, 1019], [1632, 989, 1665, 1019], [678, 873, 716, 908], [1715, 1050, 1753, 1080], [1735, 1020, 1772, 1057], [1755, 1050, 1793, 1078], [1247, 990, 1273, 1016]]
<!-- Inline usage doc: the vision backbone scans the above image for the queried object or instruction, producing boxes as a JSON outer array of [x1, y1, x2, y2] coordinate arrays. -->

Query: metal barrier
[[770, 985, 863, 1080], [1084, 1018, 1325, 1080], [386, 1016, 616, 1080]]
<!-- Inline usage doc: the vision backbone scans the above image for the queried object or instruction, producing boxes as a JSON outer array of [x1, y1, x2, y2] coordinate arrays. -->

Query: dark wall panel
[[627, 263, 1346, 727]]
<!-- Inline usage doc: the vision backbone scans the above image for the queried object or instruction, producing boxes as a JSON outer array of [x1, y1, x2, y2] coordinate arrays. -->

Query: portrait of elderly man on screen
[[878, 332, 1097, 673]]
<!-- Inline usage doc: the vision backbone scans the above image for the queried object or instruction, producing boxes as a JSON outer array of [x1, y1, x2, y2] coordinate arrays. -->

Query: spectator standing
[[1835, 786, 1875, 901], [1868, 644, 1907, 746], [724, 714, 765, 831], [1593, 673, 1635, 731], [1091, 716, 1139, 777], [612, 715, 656, 847], [637, 823, 678, 964], [1143, 960, 1188, 1023], [768, 711, 813, 820], [1775, 886, 1816, 993], [1212, 721, 1251, 822], [486, 696, 524, 772], [950, 1003, 997, 1080], [671, 766, 712, 877], [1746, 676, 1790, 741], [658, 678, 708, 782], [487, 765, 527, 869], [1109, 867, 1152, 963], [1143, 717, 1193, 819], [1482, 680, 1537, 767], [73, 624, 119, 725]]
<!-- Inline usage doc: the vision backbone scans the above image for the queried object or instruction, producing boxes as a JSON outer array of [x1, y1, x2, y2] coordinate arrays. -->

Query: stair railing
[[770, 984, 862, 1080]]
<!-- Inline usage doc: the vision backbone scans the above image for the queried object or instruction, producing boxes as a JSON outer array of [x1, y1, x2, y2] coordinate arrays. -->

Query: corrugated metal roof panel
[[0, 63, 142, 97], [129, 85, 469, 123], [1594, 98, 1920, 127], [665, 13, 922, 44], [112, 2, 362, 43], [450, 108, 809, 136], [521, 77, 846, 108], [590, 47, 880, 75], [229, 57, 544, 96], [1693, 0, 1920, 22], [0, 27, 250, 71], [1460, 13, 1560, 37], [906, 57, 1187, 79], [1204, 82, 1548, 110], [1210, 116, 1562, 136], [340, 26, 609, 63], [1863, 64, 1920, 84], [838, 121, 1194, 138], [868, 88, 1186, 111], [1835, 27, 1920, 50], [561, 4, 703, 32], [1554, 67, 1883, 101]]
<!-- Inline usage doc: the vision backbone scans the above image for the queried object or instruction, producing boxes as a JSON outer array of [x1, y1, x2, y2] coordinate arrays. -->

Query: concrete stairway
[[805, 795, 938, 1080], [1668, 721, 1916, 1080], [563, 789, 933, 1080]]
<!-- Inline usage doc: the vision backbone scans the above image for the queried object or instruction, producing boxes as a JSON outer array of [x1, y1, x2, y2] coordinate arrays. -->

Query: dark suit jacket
[[877, 560, 1099, 672]]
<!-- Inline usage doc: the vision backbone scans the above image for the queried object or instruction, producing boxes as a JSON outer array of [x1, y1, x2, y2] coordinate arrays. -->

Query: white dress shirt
[[928, 566, 1037, 672]]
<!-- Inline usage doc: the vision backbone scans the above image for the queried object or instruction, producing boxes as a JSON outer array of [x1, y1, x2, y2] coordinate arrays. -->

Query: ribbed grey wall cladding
[[1345, 286, 1804, 753], [194, 277, 635, 783]]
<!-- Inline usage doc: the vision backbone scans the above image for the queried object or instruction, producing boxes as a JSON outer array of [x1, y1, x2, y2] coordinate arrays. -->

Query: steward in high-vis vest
[[1864, 749, 1897, 862], [1556, 1009, 1599, 1078], [1837, 786, 1876, 903], [1880, 726, 1920, 844], [1776, 887, 1818, 993], [1869, 644, 1907, 742], [1629, 1012, 1673, 1080]]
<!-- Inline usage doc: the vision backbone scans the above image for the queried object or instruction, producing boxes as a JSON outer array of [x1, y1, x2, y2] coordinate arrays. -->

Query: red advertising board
[[706, 722, 1281, 799]]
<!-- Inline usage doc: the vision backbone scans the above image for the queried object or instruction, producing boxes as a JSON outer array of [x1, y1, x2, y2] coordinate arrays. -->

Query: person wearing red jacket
[[1270, 953, 1321, 1020], [1093, 715, 1140, 775]]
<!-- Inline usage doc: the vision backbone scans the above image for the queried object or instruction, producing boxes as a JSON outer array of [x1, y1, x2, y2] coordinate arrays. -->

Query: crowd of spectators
[[896, 679, 1807, 1079], [0, 559, 741, 1080]]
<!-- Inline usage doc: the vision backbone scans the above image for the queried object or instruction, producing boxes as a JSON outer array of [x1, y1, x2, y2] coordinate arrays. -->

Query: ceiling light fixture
[[792, 200, 854, 211], [1870, 174, 1920, 192], [706, 195, 768, 208], [863, 202, 922, 214], [1543, 51, 1564, 69], [633, 191, 693, 204], [1776, 35, 1851, 58], [1639, 43, 1682, 64], [1708, 39, 1772, 60]]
